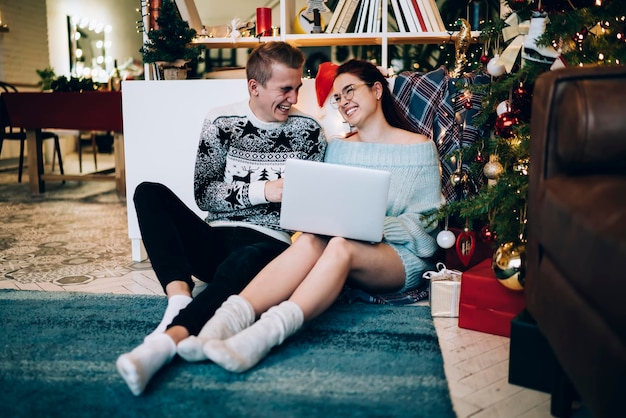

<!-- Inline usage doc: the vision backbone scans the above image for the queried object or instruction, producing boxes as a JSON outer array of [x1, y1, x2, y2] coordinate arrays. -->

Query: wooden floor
[[0, 152, 589, 418]]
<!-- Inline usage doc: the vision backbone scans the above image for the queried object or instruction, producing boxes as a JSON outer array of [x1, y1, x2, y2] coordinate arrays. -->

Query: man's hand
[[264, 178, 284, 203]]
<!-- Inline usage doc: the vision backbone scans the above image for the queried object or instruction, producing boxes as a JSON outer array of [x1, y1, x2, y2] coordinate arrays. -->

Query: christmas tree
[[436, 0, 626, 259], [140, 0, 201, 65]]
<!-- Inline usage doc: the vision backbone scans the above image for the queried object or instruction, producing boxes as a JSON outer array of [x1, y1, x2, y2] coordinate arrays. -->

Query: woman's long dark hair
[[334, 59, 416, 133]]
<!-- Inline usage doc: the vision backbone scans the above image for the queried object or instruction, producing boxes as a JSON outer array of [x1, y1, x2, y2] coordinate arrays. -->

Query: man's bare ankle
[[165, 280, 192, 297]]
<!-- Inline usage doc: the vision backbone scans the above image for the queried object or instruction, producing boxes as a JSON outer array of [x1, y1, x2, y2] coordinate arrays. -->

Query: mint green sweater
[[324, 138, 444, 291]]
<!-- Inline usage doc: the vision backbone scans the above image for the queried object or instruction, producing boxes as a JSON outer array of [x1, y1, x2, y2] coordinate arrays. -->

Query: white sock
[[177, 295, 255, 363], [203, 301, 303, 373], [116, 333, 176, 396], [145, 294, 192, 341]]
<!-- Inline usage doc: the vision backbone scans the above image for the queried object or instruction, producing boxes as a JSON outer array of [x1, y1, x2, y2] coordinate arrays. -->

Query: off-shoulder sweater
[[324, 138, 444, 291]]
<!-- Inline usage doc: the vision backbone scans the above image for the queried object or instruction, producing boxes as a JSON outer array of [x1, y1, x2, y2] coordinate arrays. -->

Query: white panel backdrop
[[122, 78, 349, 260]]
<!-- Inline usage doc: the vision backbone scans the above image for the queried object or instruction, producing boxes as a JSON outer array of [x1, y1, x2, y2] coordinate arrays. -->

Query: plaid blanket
[[336, 283, 430, 305], [393, 66, 490, 202]]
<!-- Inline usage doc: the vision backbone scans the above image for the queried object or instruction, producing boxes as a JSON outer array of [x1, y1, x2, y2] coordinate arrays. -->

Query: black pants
[[133, 182, 289, 335]]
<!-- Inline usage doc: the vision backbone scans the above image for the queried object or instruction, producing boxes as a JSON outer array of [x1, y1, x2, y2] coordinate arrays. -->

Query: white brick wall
[[0, 0, 50, 86]]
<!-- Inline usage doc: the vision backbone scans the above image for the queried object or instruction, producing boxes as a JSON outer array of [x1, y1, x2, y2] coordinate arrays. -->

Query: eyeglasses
[[329, 83, 372, 108]]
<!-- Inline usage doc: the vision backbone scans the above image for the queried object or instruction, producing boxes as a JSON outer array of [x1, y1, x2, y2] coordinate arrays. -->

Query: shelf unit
[[176, 0, 479, 69]]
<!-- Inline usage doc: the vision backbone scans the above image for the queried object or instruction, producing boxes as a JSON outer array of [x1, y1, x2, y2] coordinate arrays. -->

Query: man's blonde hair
[[246, 42, 305, 86]]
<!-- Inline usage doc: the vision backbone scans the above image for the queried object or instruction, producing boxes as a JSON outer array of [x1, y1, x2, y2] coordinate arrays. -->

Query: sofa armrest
[[530, 65, 626, 181], [527, 65, 626, 287]]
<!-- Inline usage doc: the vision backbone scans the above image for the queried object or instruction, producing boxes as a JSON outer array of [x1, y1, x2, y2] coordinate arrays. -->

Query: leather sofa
[[524, 65, 626, 417]]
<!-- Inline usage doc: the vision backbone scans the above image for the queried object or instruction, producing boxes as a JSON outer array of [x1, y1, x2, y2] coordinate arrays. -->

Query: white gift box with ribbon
[[424, 262, 462, 318]]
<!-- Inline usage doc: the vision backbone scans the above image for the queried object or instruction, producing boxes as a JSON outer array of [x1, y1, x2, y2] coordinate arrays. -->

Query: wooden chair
[[77, 131, 99, 173], [0, 81, 64, 182]]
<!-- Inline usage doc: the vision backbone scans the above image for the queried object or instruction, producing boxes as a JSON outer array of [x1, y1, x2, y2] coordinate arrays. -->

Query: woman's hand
[[264, 178, 284, 203]]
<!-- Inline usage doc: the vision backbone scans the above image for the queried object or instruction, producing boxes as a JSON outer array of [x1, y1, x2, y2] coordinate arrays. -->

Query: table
[[0, 91, 125, 197]]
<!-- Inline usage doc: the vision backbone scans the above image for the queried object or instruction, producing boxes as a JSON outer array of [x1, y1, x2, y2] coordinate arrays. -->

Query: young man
[[116, 41, 327, 396]]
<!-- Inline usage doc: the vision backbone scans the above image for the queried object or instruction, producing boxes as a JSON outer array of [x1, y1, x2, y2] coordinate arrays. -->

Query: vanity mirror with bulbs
[[67, 15, 113, 83]]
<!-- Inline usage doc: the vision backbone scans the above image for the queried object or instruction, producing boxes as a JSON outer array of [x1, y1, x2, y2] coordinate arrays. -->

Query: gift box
[[424, 263, 462, 317], [458, 259, 525, 337]]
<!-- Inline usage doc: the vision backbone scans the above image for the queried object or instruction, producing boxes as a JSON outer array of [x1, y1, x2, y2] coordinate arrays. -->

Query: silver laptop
[[279, 159, 391, 242]]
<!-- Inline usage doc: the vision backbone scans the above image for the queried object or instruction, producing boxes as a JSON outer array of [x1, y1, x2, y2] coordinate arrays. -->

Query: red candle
[[256, 7, 271, 36]]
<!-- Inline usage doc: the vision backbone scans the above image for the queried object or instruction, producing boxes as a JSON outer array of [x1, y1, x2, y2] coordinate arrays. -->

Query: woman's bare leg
[[240, 233, 328, 315], [289, 237, 405, 320]]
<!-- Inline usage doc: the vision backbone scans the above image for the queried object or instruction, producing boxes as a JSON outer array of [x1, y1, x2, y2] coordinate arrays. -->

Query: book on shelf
[[398, 0, 419, 32], [332, 0, 352, 33], [326, 0, 444, 35], [387, 7, 400, 33], [390, 0, 407, 32], [336, 0, 361, 33], [325, 0, 347, 33], [377, 0, 384, 32], [397, 0, 447, 33], [418, 0, 444, 32], [409, 0, 429, 31], [368, 0, 383, 33], [426, 0, 447, 31], [354, 0, 368, 33], [366, 0, 377, 33]]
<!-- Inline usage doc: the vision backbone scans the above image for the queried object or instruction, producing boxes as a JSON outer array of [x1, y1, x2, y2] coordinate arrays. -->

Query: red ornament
[[479, 224, 497, 244], [495, 112, 519, 138], [512, 83, 532, 122], [456, 229, 476, 267], [480, 54, 490, 64]]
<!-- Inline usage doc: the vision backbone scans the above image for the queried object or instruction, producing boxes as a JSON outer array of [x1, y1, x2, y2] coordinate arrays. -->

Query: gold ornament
[[483, 154, 504, 186], [451, 18, 471, 78], [450, 170, 468, 187], [492, 241, 525, 291]]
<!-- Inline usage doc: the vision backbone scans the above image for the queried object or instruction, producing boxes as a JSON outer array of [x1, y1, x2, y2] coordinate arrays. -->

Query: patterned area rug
[[0, 199, 134, 284], [0, 290, 455, 418], [0, 169, 137, 285]]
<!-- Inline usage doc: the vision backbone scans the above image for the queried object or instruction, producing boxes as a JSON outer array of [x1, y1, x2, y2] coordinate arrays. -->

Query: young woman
[[176, 59, 445, 373]]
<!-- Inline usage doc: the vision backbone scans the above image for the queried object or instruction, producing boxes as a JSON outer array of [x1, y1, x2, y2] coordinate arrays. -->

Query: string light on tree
[[479, 223, 497, 244]]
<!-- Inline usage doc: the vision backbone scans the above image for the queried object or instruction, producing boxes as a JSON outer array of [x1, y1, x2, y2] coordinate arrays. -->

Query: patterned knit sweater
[[194, 100, 327, 243], [324, 138, 445, 291]]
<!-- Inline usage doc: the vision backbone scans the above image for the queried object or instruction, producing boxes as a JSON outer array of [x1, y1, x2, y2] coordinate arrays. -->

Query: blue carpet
[[0, 290, 455, 418]]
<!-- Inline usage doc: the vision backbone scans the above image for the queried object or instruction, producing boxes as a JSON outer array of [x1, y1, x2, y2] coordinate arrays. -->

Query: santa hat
[[315, 62, 339, 108]]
